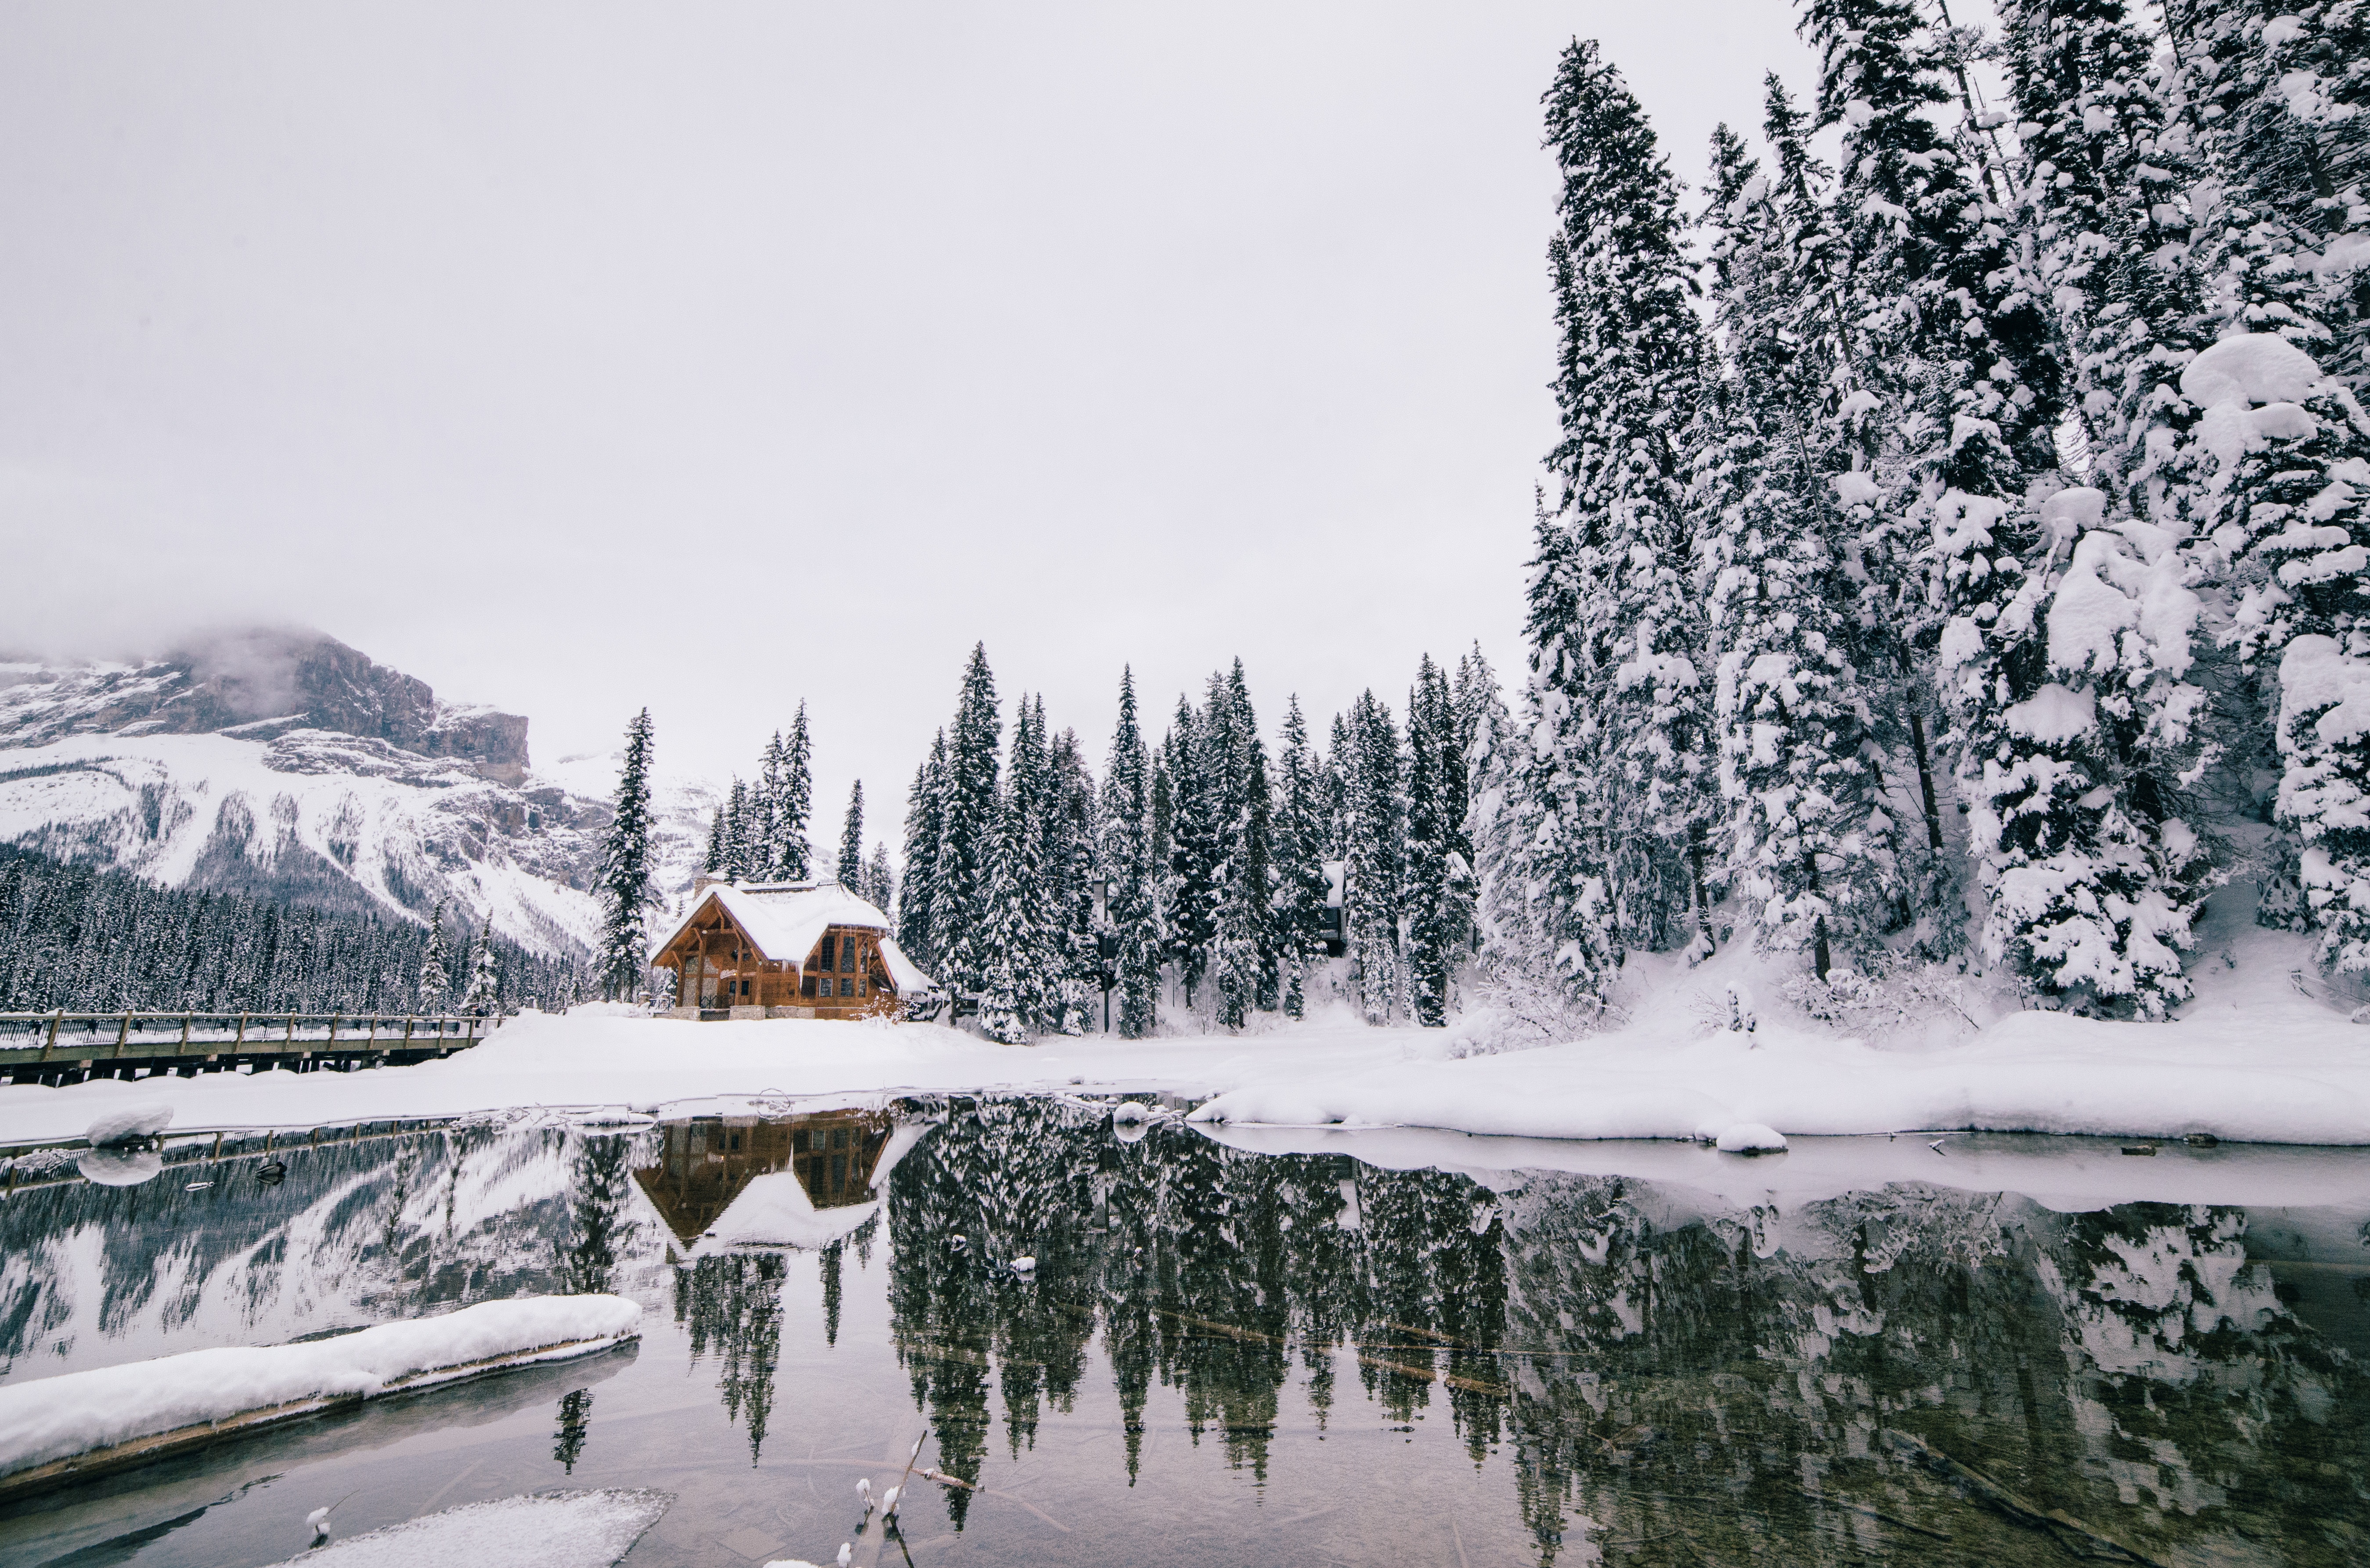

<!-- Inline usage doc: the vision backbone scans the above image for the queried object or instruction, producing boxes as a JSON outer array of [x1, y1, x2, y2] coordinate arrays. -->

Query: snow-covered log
[[0, 1294, 641, 1498]]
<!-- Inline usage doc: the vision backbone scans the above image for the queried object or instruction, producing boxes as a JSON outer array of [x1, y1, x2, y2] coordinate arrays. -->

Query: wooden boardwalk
[[0, 1011, 501, 1085]]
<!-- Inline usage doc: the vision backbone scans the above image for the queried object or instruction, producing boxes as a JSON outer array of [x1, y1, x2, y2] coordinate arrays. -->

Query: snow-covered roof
[[650, 879, 911, 976]]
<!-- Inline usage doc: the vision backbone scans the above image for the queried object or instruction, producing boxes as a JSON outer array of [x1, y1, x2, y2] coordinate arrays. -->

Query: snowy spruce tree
[[1101, 668, 1162, 1037], [1402, 656, 1462, 1024], [462, 914, 502, 1015], [837, 781, 865, 886], [1485, 40, 1710, 1016], [1047, 723, 1100, 1035], [2184, 333, 2370, 964], [1159, 693, 1221, 1008], [596, 708, 658, 1002], [1270, 695, 1332, 1020], [932, 646, 1003, 998], [1210, 662, 1274, 1030], [900, 732, 947, 971], [978, 696, 1050, 1043], [866, 841, 897, 922], [1340, 690, 1403, 1024], [768, 705, 814, 880], [418, 898, 451, 1013]]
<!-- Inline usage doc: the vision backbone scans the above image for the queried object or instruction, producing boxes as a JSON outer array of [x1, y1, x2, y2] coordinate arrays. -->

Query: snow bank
[[0, 1294, 641, 1482], [1713, 1123, 1787, 1153], [1188, 1002, 2370, 1147], [84, 1103, 171, 1146], [306, 1489, 671, 1568]]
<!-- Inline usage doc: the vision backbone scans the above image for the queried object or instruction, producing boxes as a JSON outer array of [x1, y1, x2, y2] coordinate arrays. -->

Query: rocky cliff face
[[0, 628, 533, 783], [0, 629, 713, 957]]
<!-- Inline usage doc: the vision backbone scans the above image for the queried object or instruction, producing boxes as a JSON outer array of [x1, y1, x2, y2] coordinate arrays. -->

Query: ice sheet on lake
[[293, 1489, 671, 1567]]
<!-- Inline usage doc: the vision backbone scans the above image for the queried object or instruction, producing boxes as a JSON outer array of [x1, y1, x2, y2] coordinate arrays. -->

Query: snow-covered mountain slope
[[0, 631, 716, 958]]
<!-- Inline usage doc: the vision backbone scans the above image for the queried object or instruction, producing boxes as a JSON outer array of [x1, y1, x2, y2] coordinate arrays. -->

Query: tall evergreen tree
[[701, 806, 725, 876], [866, 841, 898, 922], [978, 696, 1049, 1043], [1341, 690, 1403, 1024], [418, 898, 451, 1013], [1047, 724, 1101, 1035], [596, 708, 659, 1001], [1210, 662, 1274, 1029], [462, 913, 502, 1015], [1101, 667, 1162, 1038], [837, 781, 866, 887], [1160, 694, 1221, 1007], [720, 779, 752, 880], [770, 705, 814, 880], [901, 732, 948, 971], [1402, 656, 1460, 1025], [1270, 696, 1331, 1020], [933, 646, 1003, 997]]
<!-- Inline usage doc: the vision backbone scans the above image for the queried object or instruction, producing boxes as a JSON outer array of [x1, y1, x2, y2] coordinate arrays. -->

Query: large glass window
[[838, 977, 853, 997], [819, 935, 837, 971], [841, 937, 856, 973]]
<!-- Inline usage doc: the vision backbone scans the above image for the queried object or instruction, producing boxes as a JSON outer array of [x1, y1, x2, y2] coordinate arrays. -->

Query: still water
[[1, 1097, 2366, 1566]]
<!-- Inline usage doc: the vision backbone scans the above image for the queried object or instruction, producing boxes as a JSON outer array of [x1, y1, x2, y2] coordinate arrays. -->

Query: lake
[[2, 1096, 2366, 1566]]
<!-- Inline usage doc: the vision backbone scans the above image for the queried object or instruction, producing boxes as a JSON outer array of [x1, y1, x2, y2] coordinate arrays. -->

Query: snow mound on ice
[[1714, 1123, 1788, 1153], [85, 1102, 171, 1146], [304, 1489, 672, 1567], [0, 1294, 641, 1478], [2181, 333, 2327, 409]]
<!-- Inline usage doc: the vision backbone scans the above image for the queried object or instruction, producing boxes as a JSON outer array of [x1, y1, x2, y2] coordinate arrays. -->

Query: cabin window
[[740, 980, 750, 997], [801, 974, 816, 998], [842, 939, 857, 973], [820, 934, 837, 970], [838, 977, 853, 997]]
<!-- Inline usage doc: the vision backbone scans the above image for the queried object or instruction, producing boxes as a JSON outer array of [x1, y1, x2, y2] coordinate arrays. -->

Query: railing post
[[42, 1009, 61, 1063], [235, 1012, 248, 1048], [113, 1013, 130, 1059], [180, 1011, 192, 1047]]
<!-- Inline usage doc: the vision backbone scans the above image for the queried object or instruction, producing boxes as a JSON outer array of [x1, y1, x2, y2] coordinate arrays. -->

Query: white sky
[[0, 1, 1847, 836]]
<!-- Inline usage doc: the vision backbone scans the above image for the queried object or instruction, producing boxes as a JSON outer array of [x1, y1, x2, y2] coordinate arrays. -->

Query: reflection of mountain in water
[[887, 1100, 2370, 1566], [0, 1126, 664, 1381]]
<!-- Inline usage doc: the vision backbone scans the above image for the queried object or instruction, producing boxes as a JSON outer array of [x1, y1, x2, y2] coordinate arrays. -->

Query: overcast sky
[[2, 1, 1857, 836]]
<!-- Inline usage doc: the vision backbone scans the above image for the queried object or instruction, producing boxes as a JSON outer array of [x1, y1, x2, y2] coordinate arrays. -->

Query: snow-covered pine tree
[[1270, 695, 1331, 1020], [1341, 690, 1403, 1024], [462, 914, 501, 1015], [1160, 694, 1220, 1008], [932, 646, 1003, 998], [755, 731, 786, 877], [900, 732, 948, 970], [1102, 668, 1162, 1037], [1047, 721, 1100, 1035], [719, 779, 751, 880], [596, 708, 659, 1001], [1998, 0, 2210, 522], [418, 898, 450, 1013], [2172, 0, 2366, 387], [837, 781, 865, 886], [771, 705, 814, 880], [1210, 661, 1273, 1030], [1402, 656, 1459, 1025], [1706, 427, 1902, 977], [2184, 333, 2370, 963], [976, 696, 1048, 1043], [1486, 41, 1711, 1014], [866, 841, 897, 922]]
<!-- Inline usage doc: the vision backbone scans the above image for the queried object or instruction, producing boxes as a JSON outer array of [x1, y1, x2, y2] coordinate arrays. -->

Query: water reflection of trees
[[675, 1251, 787, 1464], [887, 1101, 2370, 1565]]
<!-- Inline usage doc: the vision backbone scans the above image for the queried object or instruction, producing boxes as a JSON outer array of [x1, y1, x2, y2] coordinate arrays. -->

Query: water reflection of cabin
[[633, 1110, 892, 1245], [650, 878, 934, 1020]]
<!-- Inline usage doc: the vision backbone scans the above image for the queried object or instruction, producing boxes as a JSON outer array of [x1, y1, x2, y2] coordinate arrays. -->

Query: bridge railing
[[0, 1012, 501, 1063]]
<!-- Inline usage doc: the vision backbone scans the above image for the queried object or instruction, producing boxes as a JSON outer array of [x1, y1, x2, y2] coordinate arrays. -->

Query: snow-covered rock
[[83, 1102, 170, 1147], [1713, 1123, 1788, 1154]]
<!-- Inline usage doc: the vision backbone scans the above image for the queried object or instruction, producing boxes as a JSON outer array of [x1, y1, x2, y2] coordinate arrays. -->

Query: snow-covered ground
[[4, 882, 2363, 1149]]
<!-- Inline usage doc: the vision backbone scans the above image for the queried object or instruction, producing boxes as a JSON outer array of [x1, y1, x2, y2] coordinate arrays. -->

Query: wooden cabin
[[649, 878, 935, 1020]]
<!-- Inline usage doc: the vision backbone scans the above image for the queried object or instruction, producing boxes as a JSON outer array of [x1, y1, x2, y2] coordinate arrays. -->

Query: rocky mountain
[[0, 630, 714, 958]]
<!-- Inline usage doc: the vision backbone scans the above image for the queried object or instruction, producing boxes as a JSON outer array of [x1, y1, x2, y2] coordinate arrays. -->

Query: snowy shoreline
[[2, 987, 2368, 1151]]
